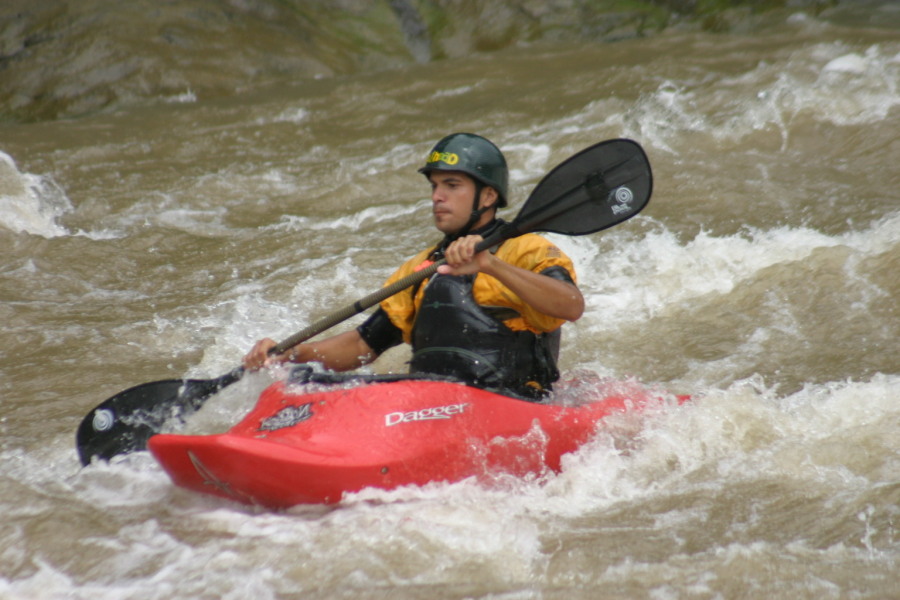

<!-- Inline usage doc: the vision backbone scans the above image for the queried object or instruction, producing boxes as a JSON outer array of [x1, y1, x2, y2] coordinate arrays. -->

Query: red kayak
[[149, 371, 683, 508]]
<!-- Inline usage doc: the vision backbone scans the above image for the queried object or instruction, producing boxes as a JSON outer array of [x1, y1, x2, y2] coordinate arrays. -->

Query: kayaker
[[243, 132, 584, 400]]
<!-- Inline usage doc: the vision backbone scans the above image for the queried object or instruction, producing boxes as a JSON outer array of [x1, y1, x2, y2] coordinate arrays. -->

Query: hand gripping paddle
[[76, 138, 653, 465]]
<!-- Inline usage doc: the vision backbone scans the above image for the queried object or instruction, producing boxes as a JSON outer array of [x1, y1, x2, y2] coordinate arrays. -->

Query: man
[[243, 133, 584, 399]]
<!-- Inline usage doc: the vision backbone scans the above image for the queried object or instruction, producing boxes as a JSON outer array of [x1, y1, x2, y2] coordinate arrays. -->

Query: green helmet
[[419, 133, 509, 207]]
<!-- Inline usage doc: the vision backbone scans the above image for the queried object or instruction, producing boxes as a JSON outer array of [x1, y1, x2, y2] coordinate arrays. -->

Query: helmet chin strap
[[457, 181, 490, 239]]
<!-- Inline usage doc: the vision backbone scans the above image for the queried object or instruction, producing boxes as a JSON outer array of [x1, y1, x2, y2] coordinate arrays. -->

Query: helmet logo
[[428, 151, 459, 166]]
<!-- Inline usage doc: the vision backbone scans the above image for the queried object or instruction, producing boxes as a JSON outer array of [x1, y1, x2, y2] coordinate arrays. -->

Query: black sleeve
[[356, 307, 404, 355], [540, 265, 577, 286]]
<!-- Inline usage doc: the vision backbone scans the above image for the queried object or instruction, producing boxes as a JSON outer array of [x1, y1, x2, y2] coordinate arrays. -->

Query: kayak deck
[[149, 377, 666, 508]]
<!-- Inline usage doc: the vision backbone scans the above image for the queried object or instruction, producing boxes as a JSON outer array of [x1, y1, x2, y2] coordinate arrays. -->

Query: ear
[[479, 186, 499, 211]]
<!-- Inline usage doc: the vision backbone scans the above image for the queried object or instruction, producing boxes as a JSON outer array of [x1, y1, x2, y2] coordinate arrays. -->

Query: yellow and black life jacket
[[379, 225, 578, 400]]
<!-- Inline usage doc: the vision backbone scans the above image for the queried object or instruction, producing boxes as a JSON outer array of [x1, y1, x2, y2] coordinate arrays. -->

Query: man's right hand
[[242, 337, 285, 371], [241, 330, 376, 373]]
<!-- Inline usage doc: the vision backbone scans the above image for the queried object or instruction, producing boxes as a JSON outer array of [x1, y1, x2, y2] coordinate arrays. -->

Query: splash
[[573, 211, 900, 327], [604, 42, 900, 151], [0, 151, 72, 238]]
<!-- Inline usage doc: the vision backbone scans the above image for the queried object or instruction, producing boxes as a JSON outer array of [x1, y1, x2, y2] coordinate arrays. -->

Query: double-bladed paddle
[[76, 138, 653, 465]]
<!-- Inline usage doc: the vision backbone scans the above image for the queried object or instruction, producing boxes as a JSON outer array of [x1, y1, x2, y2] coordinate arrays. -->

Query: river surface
[[1, 3, 898, 599]]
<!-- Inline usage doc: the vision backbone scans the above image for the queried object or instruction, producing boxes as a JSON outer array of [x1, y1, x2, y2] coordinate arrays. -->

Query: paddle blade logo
[[610, 186, 635, 215], [92, 408, 115, 432], [258, 403, 314, 431]]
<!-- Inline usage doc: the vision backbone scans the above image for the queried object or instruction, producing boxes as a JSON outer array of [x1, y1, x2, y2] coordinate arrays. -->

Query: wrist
[[287, 345, 304, 363], [479, 252, 504, 277]]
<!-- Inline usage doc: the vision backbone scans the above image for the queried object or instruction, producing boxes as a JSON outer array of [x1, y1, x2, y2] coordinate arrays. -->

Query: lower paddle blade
[[515, 138, 652, 237], [76, 369, 242, 466]]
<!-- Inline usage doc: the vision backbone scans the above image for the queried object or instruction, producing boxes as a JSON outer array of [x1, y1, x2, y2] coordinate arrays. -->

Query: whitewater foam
[[572, 211, 900, 328], [0, 151, 72, 238]]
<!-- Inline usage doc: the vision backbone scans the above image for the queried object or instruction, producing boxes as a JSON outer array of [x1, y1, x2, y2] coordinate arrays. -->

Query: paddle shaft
[[273, 261, 442, 353], [272, 222, 521, 353]]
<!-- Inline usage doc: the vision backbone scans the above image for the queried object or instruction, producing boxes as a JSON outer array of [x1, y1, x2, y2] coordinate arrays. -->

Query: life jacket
[[409, 272, 561, 401], [379, 221, 576, 400]]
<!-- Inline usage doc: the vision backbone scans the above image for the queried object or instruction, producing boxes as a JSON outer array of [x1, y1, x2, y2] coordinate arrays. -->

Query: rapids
[[1, 2, 897, 598]]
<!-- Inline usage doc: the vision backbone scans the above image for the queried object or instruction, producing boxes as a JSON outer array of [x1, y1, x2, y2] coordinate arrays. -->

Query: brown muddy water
[[0, 3, 898, 599]]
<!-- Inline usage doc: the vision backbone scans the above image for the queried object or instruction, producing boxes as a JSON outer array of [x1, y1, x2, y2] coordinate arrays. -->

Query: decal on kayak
[[258, 403, 314, 431], [385, 403, 469, 427]]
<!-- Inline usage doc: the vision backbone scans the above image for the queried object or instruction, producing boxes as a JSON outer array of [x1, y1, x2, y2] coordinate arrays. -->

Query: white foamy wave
[[163, 89, 198, 104], [330, 373, 897, 530], [191, 288, 316, 374], [255, 106, 308, 125], [154, 206, 231, 237], [823, 53, 868, 74], [430, 85, 477, 99], [0, 558, 76, 600], [590, 41, 900, 150], [504, 142, 553, 185], [355, 142, 420, 176], [16, 374, 892, 600], [0, 151, 72, 238], [766, 44, 900, 127], [540, 372, 899, 515], [267, 199, 425, 233], [574, 211, 900, 328]]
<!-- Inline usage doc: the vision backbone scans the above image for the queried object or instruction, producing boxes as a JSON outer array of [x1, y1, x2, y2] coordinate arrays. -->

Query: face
[[428, 171, 498, 235]]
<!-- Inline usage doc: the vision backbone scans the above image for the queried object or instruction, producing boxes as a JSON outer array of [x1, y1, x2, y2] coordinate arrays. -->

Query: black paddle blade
[[515, 138, 652, 237], [76, 369, 243, 466]]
